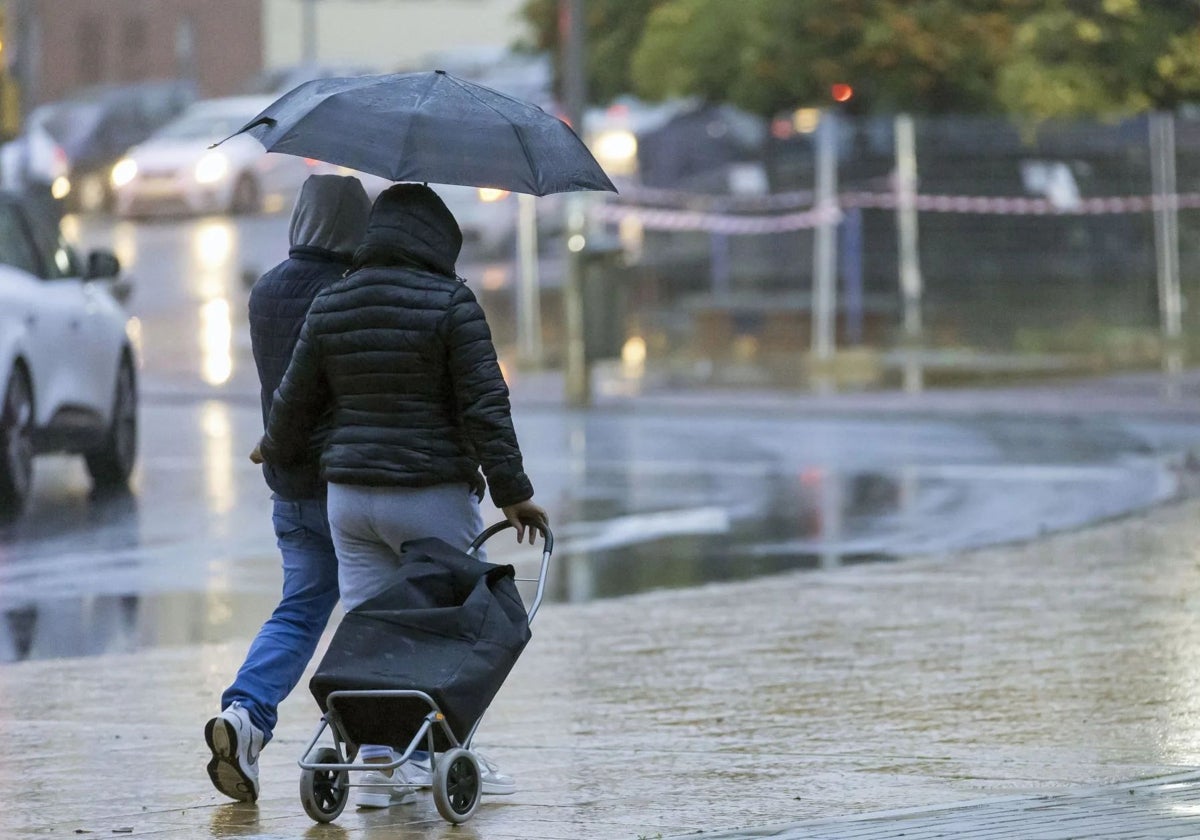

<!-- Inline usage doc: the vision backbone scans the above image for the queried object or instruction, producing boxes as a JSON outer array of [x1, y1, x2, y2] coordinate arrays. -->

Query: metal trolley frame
[[297, 521, 553, 824]]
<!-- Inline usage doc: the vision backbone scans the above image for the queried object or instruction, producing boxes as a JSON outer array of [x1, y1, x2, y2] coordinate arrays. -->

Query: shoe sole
[[482, 781, 516, 796], [204, 717, 258, 803], [356, 791, 416, 808]]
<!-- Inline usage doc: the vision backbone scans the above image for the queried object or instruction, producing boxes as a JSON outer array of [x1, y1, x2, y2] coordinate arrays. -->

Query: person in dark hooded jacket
[[253, 182, 546, 807], [205, 174, 371, 804]]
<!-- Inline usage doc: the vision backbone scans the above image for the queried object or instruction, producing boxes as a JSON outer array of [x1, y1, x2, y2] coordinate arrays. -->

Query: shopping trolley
[[297, 520, 553, 824]]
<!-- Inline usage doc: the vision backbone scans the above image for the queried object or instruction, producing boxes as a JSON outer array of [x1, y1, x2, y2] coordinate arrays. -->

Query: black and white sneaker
[[204, 702, 264, 802]]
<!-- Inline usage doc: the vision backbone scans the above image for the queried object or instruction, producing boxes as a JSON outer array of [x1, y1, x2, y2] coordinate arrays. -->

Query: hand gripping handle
[[469, 520, 554, 555]]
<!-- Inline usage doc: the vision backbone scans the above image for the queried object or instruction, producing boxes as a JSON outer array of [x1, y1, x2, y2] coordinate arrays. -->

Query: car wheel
[[0, 365, 34, 522], [85, 358, 137, 489], [231, 174, 260, 215]]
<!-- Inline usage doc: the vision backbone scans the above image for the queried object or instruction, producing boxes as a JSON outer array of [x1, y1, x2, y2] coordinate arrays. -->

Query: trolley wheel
[[433, 748, 481, 824], [300, 746, 349, 823]]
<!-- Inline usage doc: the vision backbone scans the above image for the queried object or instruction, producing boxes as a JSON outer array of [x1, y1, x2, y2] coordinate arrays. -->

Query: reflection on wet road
[[531, 410, 1197, 602], [4, 395, 1197, 663], [2, 213, 1199, 662]]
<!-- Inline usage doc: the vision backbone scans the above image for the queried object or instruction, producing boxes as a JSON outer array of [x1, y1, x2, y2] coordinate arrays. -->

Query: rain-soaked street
[[4, 211, 1200, 664]]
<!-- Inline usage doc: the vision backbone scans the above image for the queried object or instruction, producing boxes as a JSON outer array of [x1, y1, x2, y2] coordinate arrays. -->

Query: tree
[[631, 0, 1035, 116], [516, 0, 664, 105], [518, 0, 1200, 119], [995, 0, 1200, 119], [846, 0, 1034, 114]]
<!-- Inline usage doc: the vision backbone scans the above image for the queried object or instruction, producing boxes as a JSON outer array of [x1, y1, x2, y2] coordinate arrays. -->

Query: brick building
[[8, 0, 263, 107]]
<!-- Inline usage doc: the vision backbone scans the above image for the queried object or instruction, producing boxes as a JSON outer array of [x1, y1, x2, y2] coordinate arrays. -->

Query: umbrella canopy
[[217, 70, 616, 197]]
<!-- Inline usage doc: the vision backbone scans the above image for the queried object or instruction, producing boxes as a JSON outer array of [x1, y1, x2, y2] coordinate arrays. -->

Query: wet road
[[2, 211, 1199, 662]]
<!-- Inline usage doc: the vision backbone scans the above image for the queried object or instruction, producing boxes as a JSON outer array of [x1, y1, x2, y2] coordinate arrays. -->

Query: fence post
[[810, 111, 839, 378], [516, 193, 543, 368], [1149, 111, 1183, 397], [895, 113, 924, 394]]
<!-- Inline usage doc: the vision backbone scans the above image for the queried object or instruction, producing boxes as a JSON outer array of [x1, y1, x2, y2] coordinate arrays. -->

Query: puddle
[[3, 412, 1199, 663]]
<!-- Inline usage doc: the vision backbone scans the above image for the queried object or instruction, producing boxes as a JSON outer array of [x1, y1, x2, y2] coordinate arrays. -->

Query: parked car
[[241, 62, 374, 96], [0, 81, 196, 212], [111, 96, 324, 218], [339, 172, 562, 259], [0, 191, 136, 520]]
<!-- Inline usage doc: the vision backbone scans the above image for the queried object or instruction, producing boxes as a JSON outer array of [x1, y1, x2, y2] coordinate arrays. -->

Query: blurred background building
[[6, 0, 263, 108], [2, 0, 527, 116], [261, 0, 526, 71]]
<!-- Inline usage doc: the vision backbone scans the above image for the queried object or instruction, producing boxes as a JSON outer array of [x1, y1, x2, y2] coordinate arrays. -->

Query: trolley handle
[[471, 519, 554, 624], [469, 520, 554, 555]]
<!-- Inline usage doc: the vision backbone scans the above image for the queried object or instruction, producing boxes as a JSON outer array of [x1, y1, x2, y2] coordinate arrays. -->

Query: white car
[[0, 193, 136, 520], [112, 96, 324, 217], [349, 174, 559, 258]]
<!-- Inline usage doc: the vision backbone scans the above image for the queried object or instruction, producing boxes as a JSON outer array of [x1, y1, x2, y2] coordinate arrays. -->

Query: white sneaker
[[406, 755, 433, 788], [204, 702, 264, 803], [476, 752, 516, 795], [356, 764, 421, 809]]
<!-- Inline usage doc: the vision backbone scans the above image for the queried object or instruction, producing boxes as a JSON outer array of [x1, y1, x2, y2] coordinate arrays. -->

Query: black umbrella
[[216, 70, 616, 196]]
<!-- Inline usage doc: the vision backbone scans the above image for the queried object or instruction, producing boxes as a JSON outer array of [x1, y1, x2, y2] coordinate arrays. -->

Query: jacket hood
[[288, 174, 371, 256], [353, 183, 463, 276]]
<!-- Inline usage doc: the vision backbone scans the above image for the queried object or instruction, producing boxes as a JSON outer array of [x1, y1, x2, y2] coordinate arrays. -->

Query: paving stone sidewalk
[[701, 774, 1200, 838], [5, 482, 1200, 838]]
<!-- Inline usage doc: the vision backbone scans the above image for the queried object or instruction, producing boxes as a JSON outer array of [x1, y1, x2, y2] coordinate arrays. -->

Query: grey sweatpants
[[327, 482, 486, 612]]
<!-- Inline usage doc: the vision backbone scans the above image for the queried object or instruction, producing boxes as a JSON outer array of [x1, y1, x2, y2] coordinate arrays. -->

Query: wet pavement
[[5, 466, 1200, 837], [5, 372, 1200, 661], [7, 376, 1200, 840]]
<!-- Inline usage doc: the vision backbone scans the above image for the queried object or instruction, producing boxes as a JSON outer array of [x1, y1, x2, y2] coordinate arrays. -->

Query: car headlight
[[593, 129, 638, 175], [194, 151, 230, 185], [111, 158, 138, 188]]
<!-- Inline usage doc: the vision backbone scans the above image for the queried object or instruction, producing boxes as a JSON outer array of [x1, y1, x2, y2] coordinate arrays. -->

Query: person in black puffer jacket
[[207, 174, 371, 805], [253, 183, 546, 804]]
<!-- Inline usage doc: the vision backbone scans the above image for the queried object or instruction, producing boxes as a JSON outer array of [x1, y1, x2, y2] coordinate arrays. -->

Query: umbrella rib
[[446, 75, 542, 193], [392, 72, 445, 181]]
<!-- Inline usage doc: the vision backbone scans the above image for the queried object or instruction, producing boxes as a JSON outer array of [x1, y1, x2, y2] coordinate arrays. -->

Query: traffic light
[[831, 83, 854, 103]]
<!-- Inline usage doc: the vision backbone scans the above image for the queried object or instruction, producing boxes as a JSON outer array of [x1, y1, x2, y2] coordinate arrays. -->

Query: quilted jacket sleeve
[[444, 283, 534, 507], [260, 310, 330, 467]]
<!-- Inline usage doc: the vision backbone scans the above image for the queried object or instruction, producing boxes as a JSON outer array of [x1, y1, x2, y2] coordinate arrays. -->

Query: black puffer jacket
[[260, 183, 534, 508], [249, 174, 370, 499]]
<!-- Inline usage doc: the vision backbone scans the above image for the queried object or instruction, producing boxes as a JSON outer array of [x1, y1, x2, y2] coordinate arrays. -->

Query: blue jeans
[[221, 498, 339, 742]]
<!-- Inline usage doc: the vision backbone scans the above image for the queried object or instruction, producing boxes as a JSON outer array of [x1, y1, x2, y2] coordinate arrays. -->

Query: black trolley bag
[[309, 536, 532, 752]]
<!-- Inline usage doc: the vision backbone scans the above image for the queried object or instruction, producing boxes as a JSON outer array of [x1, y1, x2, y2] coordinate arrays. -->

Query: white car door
[[0, 204, 94, 428], [30, 227, 122, 417]]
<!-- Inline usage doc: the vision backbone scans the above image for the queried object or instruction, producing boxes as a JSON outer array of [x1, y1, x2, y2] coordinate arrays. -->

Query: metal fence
[[586, 110, 1199, 389]]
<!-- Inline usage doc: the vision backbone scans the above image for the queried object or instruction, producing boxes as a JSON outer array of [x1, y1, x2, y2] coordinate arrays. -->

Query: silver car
[[112, 96, 325, 218], [0, 194, 136, 520]]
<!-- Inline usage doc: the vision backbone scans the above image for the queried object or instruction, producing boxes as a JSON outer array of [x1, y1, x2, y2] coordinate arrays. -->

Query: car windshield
[[32, 102, 106, 153], [154, 111, 255, 142]]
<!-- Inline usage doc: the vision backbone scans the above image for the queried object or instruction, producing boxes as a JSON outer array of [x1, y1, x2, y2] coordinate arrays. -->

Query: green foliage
[[517, 0, 663, 104], [996, 0, 1200, 119], [516, 0, 1200, 118]]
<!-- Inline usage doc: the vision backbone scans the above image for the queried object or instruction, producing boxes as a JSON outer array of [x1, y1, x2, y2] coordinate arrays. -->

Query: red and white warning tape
[[593, 202, 840, 234], [615, 185, 817, 211], [841, 190, 1200, 214], [595, 190, 1200, 234]]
